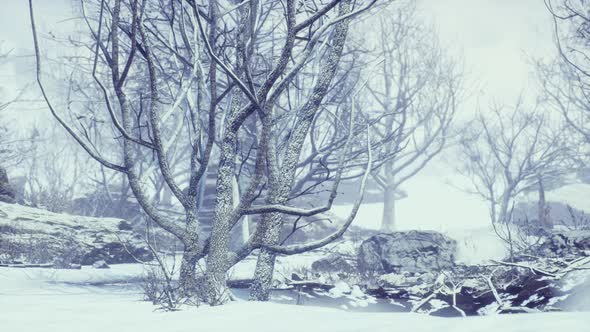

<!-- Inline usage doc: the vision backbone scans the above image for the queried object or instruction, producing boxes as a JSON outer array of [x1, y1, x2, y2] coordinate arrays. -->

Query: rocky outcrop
[[357, 231, 457, 274], [537, 230, 590, 256], [311, 253, 355, 274], [0, 167, 15, 204], [0, 202, 152, 266]]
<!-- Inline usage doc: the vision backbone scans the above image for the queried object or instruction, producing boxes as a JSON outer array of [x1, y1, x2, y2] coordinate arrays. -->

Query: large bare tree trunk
[[249, 212, 281, 301]]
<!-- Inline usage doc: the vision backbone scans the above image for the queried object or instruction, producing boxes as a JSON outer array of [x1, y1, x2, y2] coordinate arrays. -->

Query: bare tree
[[538, 1, 590, 176], [363, 3, 461, 232], [0, 44, 28, 167], [30, 0, 378, 305], [459, 98, 570, 256]]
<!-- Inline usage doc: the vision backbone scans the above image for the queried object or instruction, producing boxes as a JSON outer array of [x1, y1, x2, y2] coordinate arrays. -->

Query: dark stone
[[81, 242, 153, 265], [227, 279, 254, 289], [311, 253, 355, 274], [366, 287, 410, 301], [358, 231, 457, 274], [436, 288, 496, 316], [117, 220, 133, 231], [291, 273, 304, 281], [288, 281, 335, 292], [507, 276, 557, 308], [537, 231, 590, 256]]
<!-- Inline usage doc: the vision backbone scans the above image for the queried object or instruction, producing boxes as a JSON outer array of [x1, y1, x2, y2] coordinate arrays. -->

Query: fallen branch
[[490, 259, 558, 278]]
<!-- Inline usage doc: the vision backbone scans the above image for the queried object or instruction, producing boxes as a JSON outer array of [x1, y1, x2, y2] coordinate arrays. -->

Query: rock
[[0, 201, 153, 265], [0, 167, 16, 204], [357, 231, 457, 274], [92, 260, 110, 269], [291, 273, 304, 281], [538, 230, 590, 256], [81, 242, 153, 265], [311, 253, 355, 274]]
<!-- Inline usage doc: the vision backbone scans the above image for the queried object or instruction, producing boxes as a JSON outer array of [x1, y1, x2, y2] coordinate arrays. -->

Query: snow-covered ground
[[1, 265, 589, 332]]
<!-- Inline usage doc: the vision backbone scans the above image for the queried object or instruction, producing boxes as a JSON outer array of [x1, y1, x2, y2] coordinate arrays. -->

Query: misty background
[[1, 0, 580, 237]]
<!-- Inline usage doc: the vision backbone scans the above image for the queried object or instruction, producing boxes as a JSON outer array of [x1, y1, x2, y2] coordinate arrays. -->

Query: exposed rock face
[[0, 202, 152, 266], [311, 253, 355, 274], [357, 231, 457, 274], [537, 231, 590, 256], [0, 167, 16, 204]]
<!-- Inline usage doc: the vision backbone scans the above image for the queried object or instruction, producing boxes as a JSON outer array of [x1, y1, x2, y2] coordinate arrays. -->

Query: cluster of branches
[[362, 2, 461, 232], [29, 0, 387, 305], [0, 44, 30, 166], [459, 97, 572, 257], [539, 1, 590, 165]]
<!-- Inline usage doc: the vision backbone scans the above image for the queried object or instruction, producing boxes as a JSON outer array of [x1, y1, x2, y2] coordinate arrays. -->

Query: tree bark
[[204, 137, 236, 305], [248, 0, 353, 301], [178, 239, 201, 297]]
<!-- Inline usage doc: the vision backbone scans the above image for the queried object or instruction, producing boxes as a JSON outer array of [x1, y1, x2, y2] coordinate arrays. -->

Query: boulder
[[311, 253, 355, 274], [0, 167, 15, 204], [357, 231, 457, 274], [537, 230, 590, 257], [0, 201, 153, 265]]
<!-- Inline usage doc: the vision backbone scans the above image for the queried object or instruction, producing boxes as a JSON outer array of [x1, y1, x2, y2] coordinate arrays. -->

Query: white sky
[[421, 0, 555, 102]]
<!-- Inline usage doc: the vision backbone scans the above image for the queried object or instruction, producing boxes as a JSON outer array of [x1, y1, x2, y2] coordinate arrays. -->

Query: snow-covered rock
[[0, 202, 152, 266], [357, 231, 457, 274], [311, 253, 355, 274], [538, 230, 590, 256]]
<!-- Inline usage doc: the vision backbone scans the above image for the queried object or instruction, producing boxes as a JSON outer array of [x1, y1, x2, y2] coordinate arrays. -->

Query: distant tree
[[540, 1, 590, 159], [460, 97, 570, 241], [363, 2, 461, 232]]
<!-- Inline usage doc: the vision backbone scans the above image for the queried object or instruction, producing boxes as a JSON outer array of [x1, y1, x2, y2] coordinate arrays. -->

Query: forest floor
[[1, 264, 589, 332]]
